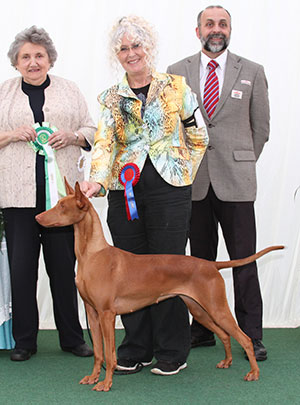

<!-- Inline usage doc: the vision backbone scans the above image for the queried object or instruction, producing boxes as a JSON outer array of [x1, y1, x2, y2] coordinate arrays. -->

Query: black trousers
[[3, 186, 84, 350], [190, 185, 263, 340], [107, 158, 191, 363]]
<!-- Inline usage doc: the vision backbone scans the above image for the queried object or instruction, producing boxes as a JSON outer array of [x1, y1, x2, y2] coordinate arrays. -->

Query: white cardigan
[[0, 75, 96, 208]]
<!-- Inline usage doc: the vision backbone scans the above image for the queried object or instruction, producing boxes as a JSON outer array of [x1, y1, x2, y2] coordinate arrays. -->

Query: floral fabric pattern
[[90, 72, 208, 195]]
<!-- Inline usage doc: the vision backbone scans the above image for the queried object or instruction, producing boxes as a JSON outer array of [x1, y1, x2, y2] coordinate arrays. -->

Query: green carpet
[[1, 328, 299, 404]]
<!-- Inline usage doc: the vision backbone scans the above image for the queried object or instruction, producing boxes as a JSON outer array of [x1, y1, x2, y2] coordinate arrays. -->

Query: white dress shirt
[[200, 49, 228, 100]]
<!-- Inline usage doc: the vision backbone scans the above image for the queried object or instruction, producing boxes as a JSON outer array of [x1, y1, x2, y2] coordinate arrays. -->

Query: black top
[[22, 75, 50, 124], [131, 84, 150, 119], [22, 76, 50, 186]]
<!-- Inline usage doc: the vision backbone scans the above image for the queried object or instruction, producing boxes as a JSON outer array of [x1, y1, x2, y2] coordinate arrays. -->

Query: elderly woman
[[81, 16, 208, 376], [0, 26, 96, 361]]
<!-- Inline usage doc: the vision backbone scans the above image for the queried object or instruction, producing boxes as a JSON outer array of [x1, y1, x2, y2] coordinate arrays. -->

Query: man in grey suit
[[167, 5, 270, 361]]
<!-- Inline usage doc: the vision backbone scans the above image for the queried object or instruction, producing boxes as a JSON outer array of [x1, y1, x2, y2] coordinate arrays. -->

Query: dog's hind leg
[[181, 296, 233, 369], [93, 309, 117, 392], [224, 325, 259, 381], [204, 307, 260, 381], [79, 302, 103, 385]]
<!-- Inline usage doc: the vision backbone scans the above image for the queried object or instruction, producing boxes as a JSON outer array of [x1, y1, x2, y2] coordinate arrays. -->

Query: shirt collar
[[117, 71, 170, 98], [201, 49, 228, 71]]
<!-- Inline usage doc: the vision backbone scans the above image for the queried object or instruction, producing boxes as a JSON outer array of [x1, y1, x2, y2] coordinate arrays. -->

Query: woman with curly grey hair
[[81, 15, 208, 376], [108, 15, 157, 73], [0, 26, 96, 361]]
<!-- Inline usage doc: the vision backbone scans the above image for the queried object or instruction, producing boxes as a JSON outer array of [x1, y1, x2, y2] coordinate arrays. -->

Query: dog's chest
[[75, 275, 85, 296]]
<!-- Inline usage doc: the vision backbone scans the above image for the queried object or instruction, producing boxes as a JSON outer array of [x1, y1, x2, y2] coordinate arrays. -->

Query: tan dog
[[35, 180, 283, 392]]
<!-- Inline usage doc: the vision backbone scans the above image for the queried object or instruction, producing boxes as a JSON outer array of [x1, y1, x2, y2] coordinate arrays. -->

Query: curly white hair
[[109, 15, 158, 73]]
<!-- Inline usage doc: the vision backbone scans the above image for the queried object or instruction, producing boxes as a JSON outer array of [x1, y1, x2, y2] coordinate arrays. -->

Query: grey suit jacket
[[167, 51, 270, 202]]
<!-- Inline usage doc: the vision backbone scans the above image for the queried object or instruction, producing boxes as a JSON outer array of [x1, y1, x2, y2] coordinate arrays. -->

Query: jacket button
[[208, 145, 214, 150], [208, 123, 215, 128]]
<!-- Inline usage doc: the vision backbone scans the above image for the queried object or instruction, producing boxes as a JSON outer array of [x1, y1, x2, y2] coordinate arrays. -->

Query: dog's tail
[[215, 245, 284, 270]]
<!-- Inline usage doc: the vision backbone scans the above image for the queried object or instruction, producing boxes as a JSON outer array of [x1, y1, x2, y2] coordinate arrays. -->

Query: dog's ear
[[75, 182, 89, 211], [64, 177, 75, 195]]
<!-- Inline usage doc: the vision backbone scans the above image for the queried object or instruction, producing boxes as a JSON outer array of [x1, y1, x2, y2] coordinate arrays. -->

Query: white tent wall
[[1, 0, 299, 329]]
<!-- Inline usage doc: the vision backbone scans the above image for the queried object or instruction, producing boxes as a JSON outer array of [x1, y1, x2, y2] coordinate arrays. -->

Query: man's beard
[[200, 33, 230, 53]]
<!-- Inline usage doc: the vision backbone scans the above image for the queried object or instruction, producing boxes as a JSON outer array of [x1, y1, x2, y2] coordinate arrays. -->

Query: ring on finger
[[59, 140, 63, 145]]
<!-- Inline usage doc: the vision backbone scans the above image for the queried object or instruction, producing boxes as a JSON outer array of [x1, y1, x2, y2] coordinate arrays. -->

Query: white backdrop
[[1, 0, 299, 329]]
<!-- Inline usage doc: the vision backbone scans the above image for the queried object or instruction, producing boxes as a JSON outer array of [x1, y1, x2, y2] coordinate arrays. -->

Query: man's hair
[[197, 5, 231, 28]]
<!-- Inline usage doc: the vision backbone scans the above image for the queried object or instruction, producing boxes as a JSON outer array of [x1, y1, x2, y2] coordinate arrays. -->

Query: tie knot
[[208, 60, 218, 70]]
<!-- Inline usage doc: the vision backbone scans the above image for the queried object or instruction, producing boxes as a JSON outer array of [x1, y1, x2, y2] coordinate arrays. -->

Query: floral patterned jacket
[[90, 72, 208, 195]]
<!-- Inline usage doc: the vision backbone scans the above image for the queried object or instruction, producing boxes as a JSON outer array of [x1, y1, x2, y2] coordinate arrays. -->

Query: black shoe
[[191, 333, 216, 348], [115, 359, 152, 374], [10, 348, 37, 361], [151, 361, 187, 376], [244, 339, 267, 361], [62, 343, 93, 357]]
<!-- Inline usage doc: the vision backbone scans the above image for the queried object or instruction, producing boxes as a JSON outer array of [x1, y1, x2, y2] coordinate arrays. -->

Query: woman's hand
[[80, 181, 102, 198], [13, 125, 37, 143], [0, 126, 36, 148], [48, 130, 79, 150]]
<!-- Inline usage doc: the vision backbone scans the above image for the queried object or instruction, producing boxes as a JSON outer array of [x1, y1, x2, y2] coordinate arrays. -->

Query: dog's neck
[[73, 201, 109, 258]]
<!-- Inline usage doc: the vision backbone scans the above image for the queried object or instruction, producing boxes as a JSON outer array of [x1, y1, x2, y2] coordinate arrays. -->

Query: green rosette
[[29, 122, 66, 209]]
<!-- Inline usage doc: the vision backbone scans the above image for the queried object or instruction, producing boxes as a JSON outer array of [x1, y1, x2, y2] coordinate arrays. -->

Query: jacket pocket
[[233, 150, 256, 161]]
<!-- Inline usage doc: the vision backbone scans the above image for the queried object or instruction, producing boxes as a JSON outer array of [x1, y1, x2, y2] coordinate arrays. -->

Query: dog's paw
[[244, 370, 260, 381], [93, 380, 112, 392], [79, 374, 99, 385], [216, 358, 232, 369]]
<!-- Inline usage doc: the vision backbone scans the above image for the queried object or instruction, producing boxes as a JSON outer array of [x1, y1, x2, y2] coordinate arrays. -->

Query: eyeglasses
[[118, 43, 142, 54]]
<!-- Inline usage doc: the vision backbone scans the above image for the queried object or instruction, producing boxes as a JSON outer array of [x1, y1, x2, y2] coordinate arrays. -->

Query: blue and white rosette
[[29, 122, 66, 210]]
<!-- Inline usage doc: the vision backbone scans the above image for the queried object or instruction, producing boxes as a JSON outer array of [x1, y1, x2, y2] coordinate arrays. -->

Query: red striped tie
[[203, 60, 219, 118]]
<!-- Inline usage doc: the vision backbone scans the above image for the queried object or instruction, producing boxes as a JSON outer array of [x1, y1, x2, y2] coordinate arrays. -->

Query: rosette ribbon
[[119, 163, 140, 221], [29, 122, 66, 210]]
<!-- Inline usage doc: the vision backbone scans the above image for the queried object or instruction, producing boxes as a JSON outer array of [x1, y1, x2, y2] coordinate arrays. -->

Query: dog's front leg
[[93, 310, 117, 392], [79, 303, 103, 385]]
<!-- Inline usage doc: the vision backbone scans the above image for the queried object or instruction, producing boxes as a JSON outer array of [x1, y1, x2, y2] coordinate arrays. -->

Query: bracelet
[[74, 132, 79, 144]]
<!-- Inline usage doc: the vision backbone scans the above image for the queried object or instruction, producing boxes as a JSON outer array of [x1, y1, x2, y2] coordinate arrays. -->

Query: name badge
[[231, 90, 243, 99]]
